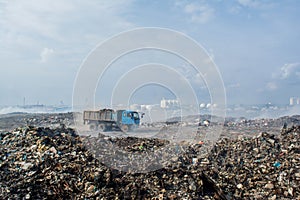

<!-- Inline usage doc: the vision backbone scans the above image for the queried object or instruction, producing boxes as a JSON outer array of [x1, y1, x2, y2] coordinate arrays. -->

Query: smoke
[[0, 106, 71, 115], [282, 106, 300, 117]]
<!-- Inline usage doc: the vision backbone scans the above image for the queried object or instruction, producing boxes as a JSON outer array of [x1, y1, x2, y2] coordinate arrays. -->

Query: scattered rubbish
[[0, 126, 216, 199], [273, 161, 281, 168], [0, 114, 299, 199], [203, 126, 300, 199]]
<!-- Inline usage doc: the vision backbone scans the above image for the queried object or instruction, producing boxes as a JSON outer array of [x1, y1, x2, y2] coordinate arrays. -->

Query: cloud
[[227, 83, 240, 89], [236, 0, 275, 9], [40, 48, 54, 63], [0, 1, 75, 41], [0, 0, 134, 37], [188, 4, 214, 24], [266, 81, 277, 91], [237, 0, 260, 7], [0, 0, 135, 58], [264, 62, 300, 92], [0, 0, 135, 105], [176, 1, 215, 24], [229, 5, 242, 14], [279, 63, 300, 79]]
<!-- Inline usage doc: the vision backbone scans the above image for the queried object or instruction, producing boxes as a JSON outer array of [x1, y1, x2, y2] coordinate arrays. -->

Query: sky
[[0, 0, 300, 106]]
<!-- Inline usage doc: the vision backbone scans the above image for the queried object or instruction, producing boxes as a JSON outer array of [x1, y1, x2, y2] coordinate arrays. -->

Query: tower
[[290, 97, 295, 106]]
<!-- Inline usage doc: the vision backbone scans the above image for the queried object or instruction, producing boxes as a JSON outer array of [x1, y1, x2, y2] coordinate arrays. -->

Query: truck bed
[[83, 109, 115, 122]]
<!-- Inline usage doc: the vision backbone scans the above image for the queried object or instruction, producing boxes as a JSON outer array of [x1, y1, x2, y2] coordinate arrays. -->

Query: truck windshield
[[132, 112, 139, 119]]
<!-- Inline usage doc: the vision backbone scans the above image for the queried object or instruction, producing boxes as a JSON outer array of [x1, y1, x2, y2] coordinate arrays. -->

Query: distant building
[[290, 97, 294, 106], [160, 98, 179, 109], [199, 103, 206, 108], [141, 104, 156, 111], [290, 97, 300, 106]]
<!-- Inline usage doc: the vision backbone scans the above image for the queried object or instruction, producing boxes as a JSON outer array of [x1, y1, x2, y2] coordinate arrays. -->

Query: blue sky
[[0, 0, 300, 106]]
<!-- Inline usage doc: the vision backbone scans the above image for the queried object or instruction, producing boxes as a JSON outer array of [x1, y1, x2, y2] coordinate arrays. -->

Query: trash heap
[[24, 113, 73, 128], [0, 126, 111, 199], [0, 112, 74, 131], [0, 126, 215, 199], [1, 125, 299, 199], [106, 135, 168, 152], [203, 126, 300, 199]]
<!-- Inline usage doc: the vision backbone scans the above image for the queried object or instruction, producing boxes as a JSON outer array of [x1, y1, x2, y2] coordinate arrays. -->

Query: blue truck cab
[[116, 110, 141, 131], [121, 110, 140, 125]]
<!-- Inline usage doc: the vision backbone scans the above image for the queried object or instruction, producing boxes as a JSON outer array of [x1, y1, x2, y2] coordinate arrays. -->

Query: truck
[[83, 109, 142, 132]]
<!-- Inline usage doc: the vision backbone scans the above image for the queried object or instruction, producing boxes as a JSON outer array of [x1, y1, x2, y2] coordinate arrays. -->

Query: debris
[[273, 161, 281, 168], [1, 116, 299, 199], [0, 126, 216, 199], [236, 183, 243, 189], [203, 126, 300, 199]]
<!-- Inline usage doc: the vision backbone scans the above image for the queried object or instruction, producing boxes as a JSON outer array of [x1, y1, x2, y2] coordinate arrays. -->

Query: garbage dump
[[0, 112, 73, 131], [0, 126, 216, 199], [0, 124, 299, 199], [203, 126, 300, 199]]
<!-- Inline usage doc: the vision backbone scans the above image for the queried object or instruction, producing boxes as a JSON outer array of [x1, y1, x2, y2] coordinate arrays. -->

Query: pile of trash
[[0, 126, 215, 199], [105, 135, 168, 152], [25, 113, 73, 128], [0, 126, 110, 199], [1, 125, 299, 199], [0, 113, 73, 131], [203, 126, 300, 199]]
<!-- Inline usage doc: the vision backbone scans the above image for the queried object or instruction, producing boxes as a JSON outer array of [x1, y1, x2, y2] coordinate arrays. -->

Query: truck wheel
[[89, 124, 97, 131], [121, 125, 129, 132], [106, 125, 112, 131], [98, 124, 106, 132]]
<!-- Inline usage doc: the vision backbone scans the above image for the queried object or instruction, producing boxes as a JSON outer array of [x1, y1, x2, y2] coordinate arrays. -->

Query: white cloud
[[237, 0, 260, 8], [0, 0, 136, 105], [0, 0, 135, 58], [229, 5, 242, 14], [236, 0, 275, 9], [176, 1, 215, 24], [264, 62, 300, 92], [193, 8, 214, 24], [40, 48, 54, 63], [0, 0, 134, 37], [279, 63, 300, 79], [0, 1, 75, 41], [266, 81, 277, 91]]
